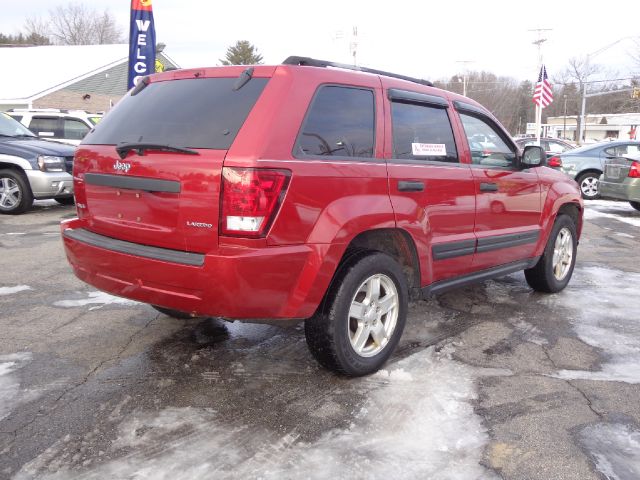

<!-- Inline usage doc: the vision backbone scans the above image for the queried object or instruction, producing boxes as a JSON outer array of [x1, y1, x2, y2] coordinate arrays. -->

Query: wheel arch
[[575, 168, 602, 181], [338, 228, 421, 298], [556, 201, 583, 239]]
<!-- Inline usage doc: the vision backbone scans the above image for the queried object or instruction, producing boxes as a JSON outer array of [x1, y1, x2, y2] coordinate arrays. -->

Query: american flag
[[532, 65, 553, 108]]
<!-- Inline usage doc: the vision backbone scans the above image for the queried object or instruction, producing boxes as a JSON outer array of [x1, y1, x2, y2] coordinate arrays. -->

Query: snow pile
[[17, 348, 497, 479], [54, 291, 139, 310], [578, 423, 640, 480], [0, 285, 32, 296], [544, 266, 640, 383], [0, 353, 32, 421], [584, 200, 640, 228]]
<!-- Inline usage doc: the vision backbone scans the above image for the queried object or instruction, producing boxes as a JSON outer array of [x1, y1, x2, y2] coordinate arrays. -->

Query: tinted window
[[295, 86, 374, 158], [63, 119, 90, 140], [459, 113, 516, 169], [83, 77, 269, 149], [29, 117, 58, 138], [391, 102, 458, 163]]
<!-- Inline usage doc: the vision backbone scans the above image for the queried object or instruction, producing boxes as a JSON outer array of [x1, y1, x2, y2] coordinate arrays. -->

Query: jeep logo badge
[[113, 160, 131, 173]]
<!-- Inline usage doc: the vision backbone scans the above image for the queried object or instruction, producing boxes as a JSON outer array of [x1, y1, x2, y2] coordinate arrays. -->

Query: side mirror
[[521, 145, 544, 168]]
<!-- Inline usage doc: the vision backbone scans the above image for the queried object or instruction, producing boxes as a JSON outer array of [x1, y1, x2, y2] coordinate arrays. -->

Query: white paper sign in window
[[411, 143, 447, 156]]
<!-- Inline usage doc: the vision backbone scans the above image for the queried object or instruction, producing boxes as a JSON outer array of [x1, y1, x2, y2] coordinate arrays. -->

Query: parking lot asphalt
[[1, 200, 640, 480]]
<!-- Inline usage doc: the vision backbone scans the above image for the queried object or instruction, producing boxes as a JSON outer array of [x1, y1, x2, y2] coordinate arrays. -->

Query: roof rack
[[282, 56, 433, 87]]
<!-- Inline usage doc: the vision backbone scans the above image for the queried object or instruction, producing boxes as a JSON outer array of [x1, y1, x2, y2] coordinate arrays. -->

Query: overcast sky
[[1, 0, 639, 84]]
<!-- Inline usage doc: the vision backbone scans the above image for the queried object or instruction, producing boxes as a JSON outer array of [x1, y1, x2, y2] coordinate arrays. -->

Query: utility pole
[[350, 26, 358, 67], [456, 60, 473, 97], [529, 28, 552, 145]]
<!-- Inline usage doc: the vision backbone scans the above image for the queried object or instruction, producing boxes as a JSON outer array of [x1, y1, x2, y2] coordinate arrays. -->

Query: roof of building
[[0, 44, 179, 102]]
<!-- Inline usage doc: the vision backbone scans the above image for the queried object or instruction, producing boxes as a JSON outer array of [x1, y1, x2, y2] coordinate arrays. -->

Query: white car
[[5, 109, 101, 146]]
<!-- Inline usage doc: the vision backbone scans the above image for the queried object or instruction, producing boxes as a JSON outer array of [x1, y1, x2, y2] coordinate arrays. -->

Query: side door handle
[[398, 180, 425, 192], [480, 182, 499, 192]]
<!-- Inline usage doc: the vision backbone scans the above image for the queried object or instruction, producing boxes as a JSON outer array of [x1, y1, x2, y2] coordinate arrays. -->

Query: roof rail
[[282, 56, 433, 87]]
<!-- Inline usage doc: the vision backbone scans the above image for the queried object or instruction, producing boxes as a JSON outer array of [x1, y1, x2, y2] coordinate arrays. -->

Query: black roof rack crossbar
[[282, 56, 433, 87]]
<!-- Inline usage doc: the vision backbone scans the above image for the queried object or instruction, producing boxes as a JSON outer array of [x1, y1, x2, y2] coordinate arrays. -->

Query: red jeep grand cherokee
[[61, 57, 583, 376]]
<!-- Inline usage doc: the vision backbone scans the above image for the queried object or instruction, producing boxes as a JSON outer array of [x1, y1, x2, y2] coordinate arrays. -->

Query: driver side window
[[459, 113, 516, 169]]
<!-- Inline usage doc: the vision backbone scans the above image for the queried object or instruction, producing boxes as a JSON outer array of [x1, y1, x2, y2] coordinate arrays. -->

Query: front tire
[[576, 172, 601, 199], [525, 214, 577, 293], [305, 252, 408, 376], [0, 169, 33, 215], [630, 201, 640, 212]]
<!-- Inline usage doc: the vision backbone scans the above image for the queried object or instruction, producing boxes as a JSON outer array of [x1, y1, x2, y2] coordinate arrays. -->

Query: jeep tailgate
[[73, 146, 224, 253]]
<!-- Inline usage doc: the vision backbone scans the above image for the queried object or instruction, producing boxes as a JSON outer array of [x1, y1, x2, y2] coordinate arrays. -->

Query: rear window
[[83, 77, 269, 149], [295, 85, 375, 158]]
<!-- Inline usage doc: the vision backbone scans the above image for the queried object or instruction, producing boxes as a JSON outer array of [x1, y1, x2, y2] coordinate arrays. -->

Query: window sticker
[[411, 143, 447, 156]]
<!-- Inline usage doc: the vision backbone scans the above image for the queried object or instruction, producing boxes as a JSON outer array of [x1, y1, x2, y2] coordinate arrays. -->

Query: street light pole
[[563, 94, 567, 139], [578, 36, 634, 145], [456, 60, 473, 97]]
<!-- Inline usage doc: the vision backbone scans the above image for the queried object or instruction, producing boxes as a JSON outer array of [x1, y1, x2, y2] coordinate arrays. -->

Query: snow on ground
[[16, 347, 500, 480], [53, 291, 139, 310], [543, 266, 640, 383], [584, 200, 640, 228], [578, 423, 640, 480], [0, 353, 32, 422], [0, 285, 32, 296]]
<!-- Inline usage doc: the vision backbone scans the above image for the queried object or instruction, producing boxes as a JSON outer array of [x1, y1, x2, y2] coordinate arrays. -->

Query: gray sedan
[[599, 154, 640, 211], [555, 140, 640, 199]]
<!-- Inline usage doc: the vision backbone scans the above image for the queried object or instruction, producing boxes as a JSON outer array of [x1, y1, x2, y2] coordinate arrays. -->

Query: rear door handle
[[398, 180, 425, 192], [480, 182, 499, 192]]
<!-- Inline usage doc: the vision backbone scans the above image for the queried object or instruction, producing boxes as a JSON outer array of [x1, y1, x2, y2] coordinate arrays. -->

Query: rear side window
[[295, 86, 375, 158], [391, 102, 458, 163], [83, 77, 269, 149], [29, 117, 58, 138], [605, 144, 640, 157], [63, 119, 90, 140]]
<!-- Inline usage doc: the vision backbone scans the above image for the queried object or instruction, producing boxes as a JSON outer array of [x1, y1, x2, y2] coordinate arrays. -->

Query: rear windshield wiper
[[116, 142, 199, 160]]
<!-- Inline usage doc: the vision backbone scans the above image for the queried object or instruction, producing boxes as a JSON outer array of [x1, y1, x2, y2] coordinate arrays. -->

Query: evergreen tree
[[219, 40, 263, 66]]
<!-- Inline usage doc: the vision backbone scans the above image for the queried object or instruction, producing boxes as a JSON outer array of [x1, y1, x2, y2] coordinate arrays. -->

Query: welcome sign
[[128, 0, 156, 89]]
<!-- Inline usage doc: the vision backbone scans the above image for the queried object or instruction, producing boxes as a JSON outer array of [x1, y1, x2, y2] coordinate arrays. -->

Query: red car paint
[[61, 63, 583, 320]]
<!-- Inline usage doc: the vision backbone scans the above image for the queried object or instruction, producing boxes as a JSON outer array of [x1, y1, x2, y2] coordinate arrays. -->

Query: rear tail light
[[220, 167, 290, 237], [629, 161, 640, 178], [547, 156, 562, 168]]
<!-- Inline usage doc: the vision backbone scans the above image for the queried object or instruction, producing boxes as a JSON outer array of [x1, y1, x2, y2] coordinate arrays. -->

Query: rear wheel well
[[341, 229, 421, 299], [575, 168, 602, 180]]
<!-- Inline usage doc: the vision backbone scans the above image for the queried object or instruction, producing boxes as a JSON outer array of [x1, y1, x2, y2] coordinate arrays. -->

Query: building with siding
[[0, 44, 178, 112]]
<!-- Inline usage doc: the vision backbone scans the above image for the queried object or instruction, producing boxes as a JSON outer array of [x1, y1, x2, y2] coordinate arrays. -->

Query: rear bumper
[[26, 170, 74, 198], [599, 178, 640, 202], [61, 218, 334, 321]]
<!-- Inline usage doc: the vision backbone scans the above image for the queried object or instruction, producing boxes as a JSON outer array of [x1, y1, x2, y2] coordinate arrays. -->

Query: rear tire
[[152, 305, 196, 319], [576, 172, 601, 200], [525, 214, 577, 293], [55, 197, 75, 206], [630, 201, 640, 212], [305, 252, 408, 376], [0, 169, 33, 215]]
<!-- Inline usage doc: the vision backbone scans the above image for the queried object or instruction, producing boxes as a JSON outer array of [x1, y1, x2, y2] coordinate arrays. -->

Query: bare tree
[[25, 2, 123, 46], [93, 10, 122, 45], [23, 15, 50, 41]]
